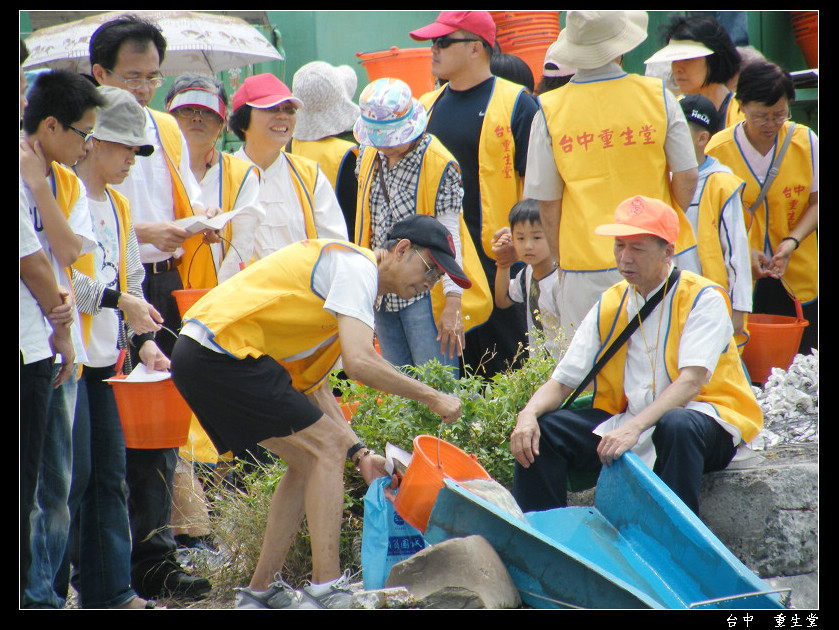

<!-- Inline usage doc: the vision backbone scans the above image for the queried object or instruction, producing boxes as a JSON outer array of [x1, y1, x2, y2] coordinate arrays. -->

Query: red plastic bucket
[[357, 47, 435, 98], [172, 288, 210, 318], [741, 302, 809, 385], [393, 435, 491, 533], [110, 376, 192, 449]]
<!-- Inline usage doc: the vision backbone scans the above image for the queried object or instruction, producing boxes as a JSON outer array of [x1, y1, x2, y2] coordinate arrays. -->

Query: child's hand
[[491, 227, 517, 268]]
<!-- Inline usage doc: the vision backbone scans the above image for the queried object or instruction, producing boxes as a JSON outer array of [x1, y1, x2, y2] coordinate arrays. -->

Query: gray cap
[[92, 86, 154, 157]]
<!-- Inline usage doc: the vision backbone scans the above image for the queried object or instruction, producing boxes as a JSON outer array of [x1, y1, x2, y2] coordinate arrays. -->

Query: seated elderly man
[[510, 195, 763, 515]]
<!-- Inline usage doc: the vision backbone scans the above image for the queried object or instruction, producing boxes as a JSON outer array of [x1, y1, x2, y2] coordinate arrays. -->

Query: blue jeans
[[23, 367, 77, 608], [55, 365, 137, 608], [375, 296, 459, 371]]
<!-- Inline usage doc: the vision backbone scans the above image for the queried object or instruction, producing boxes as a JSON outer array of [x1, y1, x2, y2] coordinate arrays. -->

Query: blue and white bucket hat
[[353, 78, 427, 148]]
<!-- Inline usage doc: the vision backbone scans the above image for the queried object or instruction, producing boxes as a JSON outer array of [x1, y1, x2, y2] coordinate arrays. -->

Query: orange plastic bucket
[[741, 303, 809, 385], [172, 288, 210, 318], [357, 47, 435, 98], [110, 376, 192, 448], [393, 435, 491, 533]]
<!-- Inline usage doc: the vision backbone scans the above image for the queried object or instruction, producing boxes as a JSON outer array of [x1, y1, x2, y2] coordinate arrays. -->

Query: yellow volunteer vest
[[539, 74, 696, 271], [72, 187, 131, 347], [706, 122, 817, 303], [694, 171, 746, 291], [52, 162, 96, 345], [721, 94, 746, 130], [288, 137, 359, 191], [178, 153, 260, 289], [183, 239, 377, 393], [593, 270, 763, 443], [420, 77, 526, 259], [354, 137, 492, 333]]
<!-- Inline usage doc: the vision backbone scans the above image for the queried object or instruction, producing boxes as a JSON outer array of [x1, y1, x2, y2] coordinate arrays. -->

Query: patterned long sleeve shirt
[[358, 133, 464, 312]]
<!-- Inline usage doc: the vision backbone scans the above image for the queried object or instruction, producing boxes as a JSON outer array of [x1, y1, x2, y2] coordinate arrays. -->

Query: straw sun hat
[[547, 10, 649, 70], [292, 61, 361, 142]]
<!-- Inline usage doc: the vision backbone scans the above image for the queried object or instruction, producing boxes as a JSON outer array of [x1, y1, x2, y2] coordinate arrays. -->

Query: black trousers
[[512, 407, 738, 515]]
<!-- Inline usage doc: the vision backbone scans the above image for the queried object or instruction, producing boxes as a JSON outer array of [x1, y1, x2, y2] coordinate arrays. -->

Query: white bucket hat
[[353, 78, 427, 149], [547, 10, 648, 70], [292, 61, 361, 142], [644, 39, 715, 65]]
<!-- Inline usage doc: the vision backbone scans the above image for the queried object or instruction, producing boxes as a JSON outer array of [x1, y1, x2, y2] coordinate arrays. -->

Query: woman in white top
[[228, 73, 347, 259]]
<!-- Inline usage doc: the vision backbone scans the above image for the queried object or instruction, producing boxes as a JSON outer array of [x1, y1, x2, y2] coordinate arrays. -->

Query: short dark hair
[[735, 59, 795, 107], [663, 15, 741, 85], [508, 198, 541, 228], [21, 68, 105, 135], [21, 38, 29, 65], [228, 104, 253, 141], [491, 52, 535, 93], [89, 13, 167, 72]]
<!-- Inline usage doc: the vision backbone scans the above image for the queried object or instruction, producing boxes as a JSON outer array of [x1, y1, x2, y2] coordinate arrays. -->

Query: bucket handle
[[184, 233, 247, 289], [778, 276, 806, 322], [436, 416, 481, 470], [355, 46, 400, 60]]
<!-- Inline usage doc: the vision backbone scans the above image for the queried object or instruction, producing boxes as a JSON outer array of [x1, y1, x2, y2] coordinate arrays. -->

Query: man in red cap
[[509, 195, 763, 515], [229, 73, 347, 259], [410, 11, 540, 379]]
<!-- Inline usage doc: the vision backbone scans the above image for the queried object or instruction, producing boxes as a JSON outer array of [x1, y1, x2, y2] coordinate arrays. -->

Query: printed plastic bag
[[361, 476, 427, 591]]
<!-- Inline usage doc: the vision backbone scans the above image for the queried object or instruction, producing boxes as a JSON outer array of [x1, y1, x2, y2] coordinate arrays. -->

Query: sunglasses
[[431, 36, 482, 49]]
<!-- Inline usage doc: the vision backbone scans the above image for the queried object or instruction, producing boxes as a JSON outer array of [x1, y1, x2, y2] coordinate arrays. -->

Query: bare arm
[[19, 139, 82, 267], [510, 378, 574, 467], [337, 314, 462, 423], [768, 192, 818, 278], [20, 250, 75, 386], [670, 168, 699, 214]]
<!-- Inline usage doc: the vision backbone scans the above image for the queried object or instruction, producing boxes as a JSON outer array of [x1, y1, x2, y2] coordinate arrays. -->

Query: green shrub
[[198, 329, 567, 594]]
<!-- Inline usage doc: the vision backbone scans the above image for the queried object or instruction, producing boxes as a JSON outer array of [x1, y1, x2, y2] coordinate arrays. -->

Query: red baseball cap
[[410, 11, 497, 47], [595, 195, 680, 244], [232, 73, 304, 112]]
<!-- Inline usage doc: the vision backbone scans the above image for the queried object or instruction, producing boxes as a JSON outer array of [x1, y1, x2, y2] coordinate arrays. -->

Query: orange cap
[[594, 195, 680, 243]]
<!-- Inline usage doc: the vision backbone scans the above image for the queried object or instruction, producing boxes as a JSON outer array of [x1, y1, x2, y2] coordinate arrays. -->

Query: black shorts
[[170, 336, 323, 457]]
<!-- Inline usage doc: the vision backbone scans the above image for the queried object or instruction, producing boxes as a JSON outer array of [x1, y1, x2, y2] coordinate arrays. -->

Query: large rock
[[698, 443, 818, 578], [385, 535, 521, 609]]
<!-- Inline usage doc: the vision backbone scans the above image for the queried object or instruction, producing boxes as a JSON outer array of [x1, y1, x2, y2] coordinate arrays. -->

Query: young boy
[[492, 199, 563, 358], [20, 68, 103, 608], [674, 94, 752, 344]]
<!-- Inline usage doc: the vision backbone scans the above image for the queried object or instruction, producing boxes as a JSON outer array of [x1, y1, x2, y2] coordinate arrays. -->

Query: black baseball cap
[[387, 215, 472, 289], [680, 93, 720, 135]]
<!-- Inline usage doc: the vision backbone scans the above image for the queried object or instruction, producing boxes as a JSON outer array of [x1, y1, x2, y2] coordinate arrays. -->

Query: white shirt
[[22, 173, 96, 365], [194, 160, 264, 283], [552, 266, 741, 468], [84, 195, 121, 367], [19, 180, 52, 364], [509, 265, 563, 358], [732, 122, 819, 193], [112, 108, 203, 263], [234, 148, 348, 259]]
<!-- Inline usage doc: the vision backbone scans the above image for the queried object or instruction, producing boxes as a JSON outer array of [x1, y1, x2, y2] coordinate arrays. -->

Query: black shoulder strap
[[562, 267, 681, 409]]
